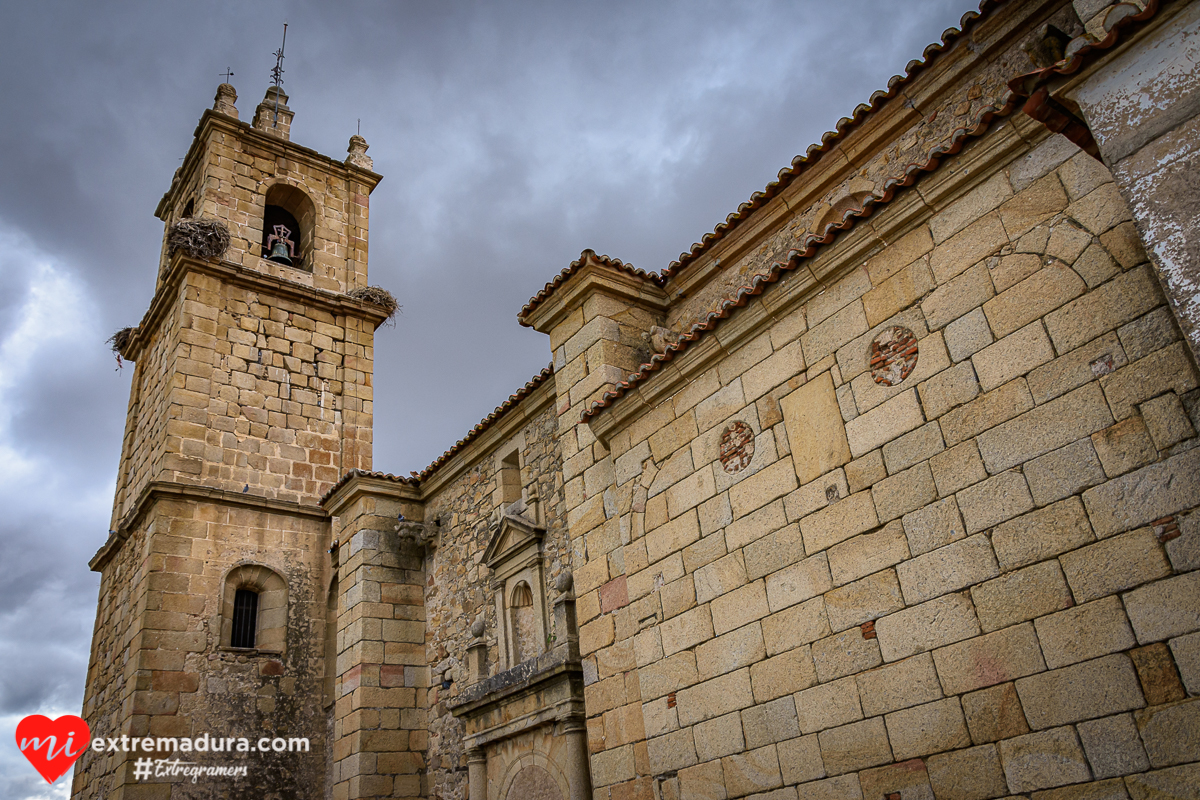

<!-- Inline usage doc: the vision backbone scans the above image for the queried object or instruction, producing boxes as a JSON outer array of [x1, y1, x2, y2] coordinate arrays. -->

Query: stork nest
[[167, 218, 231, 259], [347, 286, 401, 323], [107, 326, 138, 367]]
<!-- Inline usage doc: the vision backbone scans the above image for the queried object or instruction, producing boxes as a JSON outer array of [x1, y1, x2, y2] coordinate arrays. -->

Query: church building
[[73, 1, 1200, 798]]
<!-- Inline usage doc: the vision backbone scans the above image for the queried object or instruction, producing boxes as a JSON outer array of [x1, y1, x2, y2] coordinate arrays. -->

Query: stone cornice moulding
[[91, 480, 329, 572], [121, 251, 393, 362], [156, 109, 382, 221], [321, 473, 423, 520], [588, 113, 1038, 445], [520, 257, 670, 335]]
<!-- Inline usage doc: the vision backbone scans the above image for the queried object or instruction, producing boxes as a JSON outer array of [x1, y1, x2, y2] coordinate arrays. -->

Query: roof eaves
[[518, 250, 665, 327], [657, 0, 1008, 281], [580, 99, 1019, 422], [1006, 0, 1162, 98]]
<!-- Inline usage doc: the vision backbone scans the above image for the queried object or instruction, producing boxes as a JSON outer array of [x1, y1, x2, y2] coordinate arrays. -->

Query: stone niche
[[448, 514, 591, 800]]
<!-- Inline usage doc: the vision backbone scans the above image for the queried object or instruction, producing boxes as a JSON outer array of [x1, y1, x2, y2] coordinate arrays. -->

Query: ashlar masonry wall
[[420, 392, 571, 800], [567, 127, 1200, 800]]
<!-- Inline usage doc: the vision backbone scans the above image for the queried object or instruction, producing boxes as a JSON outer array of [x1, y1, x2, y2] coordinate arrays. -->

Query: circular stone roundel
[[869, 326, 919, 386], [719, 421, 755, 474]]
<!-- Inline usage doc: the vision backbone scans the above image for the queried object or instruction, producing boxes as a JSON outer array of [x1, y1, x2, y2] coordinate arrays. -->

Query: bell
[[267, 238, 293, 265]]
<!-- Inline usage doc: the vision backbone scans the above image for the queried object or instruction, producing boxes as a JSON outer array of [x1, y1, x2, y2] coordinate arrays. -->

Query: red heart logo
[[15, 715, 90, 784]]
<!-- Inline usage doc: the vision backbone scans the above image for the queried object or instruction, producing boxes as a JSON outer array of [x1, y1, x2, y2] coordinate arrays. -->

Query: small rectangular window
[[231, 589, 259, 648]]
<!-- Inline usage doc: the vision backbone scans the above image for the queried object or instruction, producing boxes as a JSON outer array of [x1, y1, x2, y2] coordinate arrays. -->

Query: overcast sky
[[0, 1, 974, 796]]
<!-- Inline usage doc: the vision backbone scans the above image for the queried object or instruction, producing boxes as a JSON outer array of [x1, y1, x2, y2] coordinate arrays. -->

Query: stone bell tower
[[73, 83, 388, 799]]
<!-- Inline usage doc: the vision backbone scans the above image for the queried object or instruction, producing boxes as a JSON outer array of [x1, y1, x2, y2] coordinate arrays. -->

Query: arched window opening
[[231, 589, 259, 648], [499, 449, 522, 507], [180, 198, 195, 220], [220, 564, 288, 654], [260, 184, 316, 271], [509, 581, 536, 664]]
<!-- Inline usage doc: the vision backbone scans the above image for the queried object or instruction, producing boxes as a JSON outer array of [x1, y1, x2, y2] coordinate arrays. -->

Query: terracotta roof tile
[[416, 364, 554, 480], [519, 250, 664, 326], [1006, 0, 1161, 98], [322, 365, 555, 503], [657, 0, 1006, 280], [515, 2, 1006, 325], [580, 99, 1020, 421]]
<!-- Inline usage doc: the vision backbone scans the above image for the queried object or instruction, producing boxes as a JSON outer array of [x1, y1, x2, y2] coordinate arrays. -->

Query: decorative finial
[[470, 618, 486, 638], [213, 82, 239, 119], [346, 134, 373, 170]]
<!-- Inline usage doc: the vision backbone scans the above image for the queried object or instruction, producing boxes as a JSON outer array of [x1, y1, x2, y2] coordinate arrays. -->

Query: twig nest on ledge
[[346, 286, 401, 323], [167, 218, 231, 260]]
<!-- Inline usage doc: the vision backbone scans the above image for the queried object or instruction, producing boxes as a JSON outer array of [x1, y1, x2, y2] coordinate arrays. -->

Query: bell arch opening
[[261, 183, 316, 271]]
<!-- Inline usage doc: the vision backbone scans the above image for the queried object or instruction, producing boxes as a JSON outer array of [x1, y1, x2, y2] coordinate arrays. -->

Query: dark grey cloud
[[0, 1, 971, 796]]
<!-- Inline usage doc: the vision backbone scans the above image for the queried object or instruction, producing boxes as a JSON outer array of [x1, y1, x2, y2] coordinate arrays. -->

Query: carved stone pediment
[[483, 511, 545, 574]]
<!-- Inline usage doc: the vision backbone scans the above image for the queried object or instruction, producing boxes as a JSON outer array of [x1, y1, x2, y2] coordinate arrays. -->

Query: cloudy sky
[[0, 1, 974, 795]]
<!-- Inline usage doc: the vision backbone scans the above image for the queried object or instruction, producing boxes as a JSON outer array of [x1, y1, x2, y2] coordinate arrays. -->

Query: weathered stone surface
[[800, 490, 880, 555], [972, 560, 1073, 632], [957, 470, 1034, 534], [776, 733, 826, 785], [918, 361, 982, 423], [1077, 713, 1149, 779], [824, 569, 904, 633], [761, 596, 829, 657], [962, 682, 1030, 744], [817, 717, 893, 776], [782, 371, 852, 486], [1134, 698, 1200, 768], [794, 676, 862, 734], [1044, 265, 1163, 353], [882, 422, 945, 475], [1083, 447, 1200, 537], [1026, 332, 1128, 406], [1101, 341, 1199, 421], [885, 697, 970, 760], [1059, 528, 1171, 604], [1035, 596, 1137, 669], [812, 627, 882, 682], [972, 321, 1056, 393], [1124, 571, 1200, 645], [742, 696, 801, 749], [1024, 439, 1107, 507], [1092, 417, 1158, 478], [983, 262, 1085, 340], [828, 521, 909, 587], [1140, 391, 1195, 449], [876, 593, 980, 663], [1016, 654, 1145, 729], [923, 263, 995, 331], [744, 523, 805, 582], [930, 441, 988, 497], [930, 212, 1010, 284], [872, 463, 937, 525], [902, 496, 966, 557], [926, 744, 1009, 800], [856, 652, 942, 717], [939, 378, 1033, 447], [845, 389, 925, 459], [764, 552, 832, 613], [897, 534, 998, 605], [944, 306, 995, 363], [1124, 764, 1200, 800], [934, 623, 1046, 695], [977, 382, 1115, 473], [999, 727, 1092, 792]]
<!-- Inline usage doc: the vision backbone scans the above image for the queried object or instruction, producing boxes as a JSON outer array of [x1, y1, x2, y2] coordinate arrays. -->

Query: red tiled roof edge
[[656, 0, 1007, 280], [1006, 0, 1161, 97], [319, 468, 419, 505], [319, 364, 555, 503], [515, 1, 1006, 327], [518, 249, 665, 327], [418, 364, 555, 480], [580, 99, 1020, 422]]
